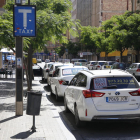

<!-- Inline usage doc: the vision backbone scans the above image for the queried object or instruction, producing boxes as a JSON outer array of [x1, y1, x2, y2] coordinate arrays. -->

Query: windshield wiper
[[103, 85, 117, 89]]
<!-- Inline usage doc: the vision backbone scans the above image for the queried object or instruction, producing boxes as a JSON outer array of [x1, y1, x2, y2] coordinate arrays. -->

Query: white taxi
[[50, 66, 88, 101], [64, 69, 140, 127], [47, 63, 73, 85]]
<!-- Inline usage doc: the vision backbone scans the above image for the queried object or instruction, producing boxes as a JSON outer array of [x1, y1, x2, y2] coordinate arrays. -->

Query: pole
[[15, 0, 23, 116]]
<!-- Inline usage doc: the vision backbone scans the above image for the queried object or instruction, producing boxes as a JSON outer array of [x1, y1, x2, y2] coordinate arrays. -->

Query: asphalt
[[0, 71, 76, 140]]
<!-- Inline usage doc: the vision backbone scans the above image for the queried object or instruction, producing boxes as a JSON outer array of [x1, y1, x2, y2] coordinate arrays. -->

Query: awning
[[100, 50, 128, 57]]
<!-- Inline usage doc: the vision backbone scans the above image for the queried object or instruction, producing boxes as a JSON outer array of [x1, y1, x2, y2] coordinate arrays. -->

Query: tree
[[125, 12, 140, 62], [66, 41, 81, 58], [108, 12, 133, 62], [55, 44, 65, 57], [2, 0, 80, 90]]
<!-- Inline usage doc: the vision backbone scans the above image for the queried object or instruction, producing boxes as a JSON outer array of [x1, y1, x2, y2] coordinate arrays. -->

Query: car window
[[62, 68, 88, 76], [78, 60, 87, 62], [50, 65, 53, 71], [53, 69, 60, 77], [104, 62, 108, 65], [109, 62, 115, 65], [33, 65, 40, 69], [119, 63, 126, 69], [90, 77, 139, 90], [48, 64, 53, 68], [138, 64, 140, 68], [91, 62, 96, 65], [133, 64, 137, 68], [55, 65, 63, 70], [94, 62, 98, 65], [99, 62, 105, 66], [69, 74, 80, 86], [75, 73, 87, 87]]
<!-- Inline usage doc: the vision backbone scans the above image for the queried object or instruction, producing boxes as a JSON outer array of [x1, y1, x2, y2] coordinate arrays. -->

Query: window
[[50, 65, 53, 71], [75, 73, 87, 87], [62, 68, 88, 76], [99, 62, 105, 66], [70, 74, 79, 86], [53, 69, 60, 77], [90, 77, 139, 90]]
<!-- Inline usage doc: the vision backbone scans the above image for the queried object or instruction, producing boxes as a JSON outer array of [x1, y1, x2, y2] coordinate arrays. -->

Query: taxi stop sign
[[13, 5, 36, 37]]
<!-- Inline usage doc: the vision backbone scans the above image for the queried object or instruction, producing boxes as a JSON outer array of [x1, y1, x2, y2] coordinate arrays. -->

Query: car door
[[51, 69, 60, 94], [71, 73, 87, 113], [66, 74, 80, 111]]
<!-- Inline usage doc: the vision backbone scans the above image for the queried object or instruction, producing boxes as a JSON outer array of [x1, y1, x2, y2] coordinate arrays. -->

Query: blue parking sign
[[13, 5, 36, 37]]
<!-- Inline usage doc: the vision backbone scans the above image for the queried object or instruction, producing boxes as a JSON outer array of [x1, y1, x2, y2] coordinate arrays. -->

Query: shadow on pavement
[[43, 85, 64, 107], [0, 116, 21, 124], [11, 130, 33, 139]]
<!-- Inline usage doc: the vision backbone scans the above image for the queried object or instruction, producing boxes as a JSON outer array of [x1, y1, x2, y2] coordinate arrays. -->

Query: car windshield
[[90, 77, 139, 90], [99, 62, 105, 66], [109, 62, 115, 65], [62, 68, 88, 76], [78, 60, 87, 62]]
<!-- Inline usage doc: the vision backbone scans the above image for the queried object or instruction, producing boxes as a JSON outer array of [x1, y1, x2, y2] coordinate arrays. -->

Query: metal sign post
[[13, 1, 36, 116]]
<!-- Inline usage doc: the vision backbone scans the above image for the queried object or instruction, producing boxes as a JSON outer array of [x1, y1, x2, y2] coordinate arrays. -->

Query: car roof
[[82, 69, 132, 77], [58, 66, 87, 69]]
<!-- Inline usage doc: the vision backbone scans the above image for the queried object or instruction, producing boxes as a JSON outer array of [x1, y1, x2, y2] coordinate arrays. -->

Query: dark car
[[112, 62, 126, 70], [32, 64, 42, 76]]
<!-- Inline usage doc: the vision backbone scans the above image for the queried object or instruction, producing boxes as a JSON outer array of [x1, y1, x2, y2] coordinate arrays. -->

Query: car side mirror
[[62, 81, 69, 85]]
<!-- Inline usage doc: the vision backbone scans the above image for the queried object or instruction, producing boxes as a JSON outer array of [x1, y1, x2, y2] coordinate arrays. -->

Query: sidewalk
[[0, 75, 76, 140]]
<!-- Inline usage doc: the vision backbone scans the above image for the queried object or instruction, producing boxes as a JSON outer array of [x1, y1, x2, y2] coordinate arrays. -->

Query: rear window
[[62, 68, 88, 76], [78, 60, 87, 62], [91, 62, 96, 64], [90, 77, 139, 90], [99, 62, 105, 66]]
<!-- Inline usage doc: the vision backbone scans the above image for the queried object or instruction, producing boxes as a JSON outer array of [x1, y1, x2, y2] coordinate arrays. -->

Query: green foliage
[[55, 44, 65, 57], [66, 41, 81, 57]]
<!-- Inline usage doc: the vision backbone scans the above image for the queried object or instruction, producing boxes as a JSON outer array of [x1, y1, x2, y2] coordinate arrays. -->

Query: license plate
[[106, 96, 128, 103]]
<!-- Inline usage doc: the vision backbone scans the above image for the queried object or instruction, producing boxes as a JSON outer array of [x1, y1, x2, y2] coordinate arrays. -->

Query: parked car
[[42, 62, 54, 82], [71, 59, 87, 66], [32, 64, 42, 76], [45, 59, 50, 63], [47, 63, 73, 85], [112, 62, 126, 70], [50, 66, 88, 101], [101, 61, 116, 70], [126, 63, 140, 80], [37, 59, 42, 63], [92, 61, 106, 70], [74, 62, 82, 66], [64, 69, 140, 127], [86, 61, 97, 70]]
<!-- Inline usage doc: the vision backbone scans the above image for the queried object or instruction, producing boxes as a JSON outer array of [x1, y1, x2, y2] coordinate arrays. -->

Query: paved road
[[37, 78, 140, 140]]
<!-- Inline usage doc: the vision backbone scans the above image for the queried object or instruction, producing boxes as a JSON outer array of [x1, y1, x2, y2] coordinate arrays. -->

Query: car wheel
[[55, 88, 60, 101], [64, 95, 70, 113], [75, 105, 86, 127]]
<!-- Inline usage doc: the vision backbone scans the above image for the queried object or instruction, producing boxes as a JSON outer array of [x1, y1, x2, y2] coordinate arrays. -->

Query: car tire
[[75, 105, 86, 127], [55, 88, 60, 101], [64, 95, 70, 113]]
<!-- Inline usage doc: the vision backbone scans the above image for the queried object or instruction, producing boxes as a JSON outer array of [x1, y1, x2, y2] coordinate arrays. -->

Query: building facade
[[71, 0, 136, 62]]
